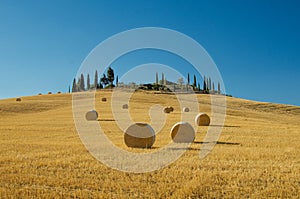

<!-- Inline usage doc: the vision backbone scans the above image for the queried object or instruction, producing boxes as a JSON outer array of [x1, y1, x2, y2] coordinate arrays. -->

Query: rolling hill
[[0, 91, 299, 198]]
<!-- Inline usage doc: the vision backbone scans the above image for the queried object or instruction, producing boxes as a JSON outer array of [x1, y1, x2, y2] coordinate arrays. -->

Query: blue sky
[[0, 0, 299, 106]]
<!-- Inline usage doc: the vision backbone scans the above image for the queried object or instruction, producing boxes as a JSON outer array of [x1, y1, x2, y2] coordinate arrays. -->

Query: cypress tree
[[72, 78, 77, 92], [203, 76, 207, 91], [116, 75, 119, 87], [94, 70, 98, 89], [87, 74, 90, 90], [80, 73, 85, 91], [193, 75, 197, 89], [206, 77, 209, 92]]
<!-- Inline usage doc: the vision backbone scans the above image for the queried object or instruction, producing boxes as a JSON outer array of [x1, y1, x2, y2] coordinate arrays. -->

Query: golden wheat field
[[0, 90, 299, 198]]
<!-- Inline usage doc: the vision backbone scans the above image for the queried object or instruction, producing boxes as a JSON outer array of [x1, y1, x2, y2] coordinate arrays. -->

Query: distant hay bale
[[101, 97, 107, 102], [124, 123, 155, 148], [164, 106, 174, 113], [170, 122, 195, 143], [182, 107, 189, 112], [122, 104, 128, 109], [48, 92, 52, 94], [164, 107, 171, 113], [38, 93, 42, 95], [57, 91, 61, 94], [85, 110, 98, 121], [195, 113, 210, 126], [16, 98, 22, 102]]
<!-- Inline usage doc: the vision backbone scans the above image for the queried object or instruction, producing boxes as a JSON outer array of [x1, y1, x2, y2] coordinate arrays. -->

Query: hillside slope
[[0, 92, 299, 198]]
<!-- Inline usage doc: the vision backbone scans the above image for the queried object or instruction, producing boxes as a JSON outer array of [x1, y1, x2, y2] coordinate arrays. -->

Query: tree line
[[186, 73, 221, 94], [71, 67, 222, 95], [72, 67, 118, 92], [138, 72, 222, 94]]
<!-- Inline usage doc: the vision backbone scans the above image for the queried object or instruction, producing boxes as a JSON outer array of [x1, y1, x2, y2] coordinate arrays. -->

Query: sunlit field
[[0, 91, 299, 198]]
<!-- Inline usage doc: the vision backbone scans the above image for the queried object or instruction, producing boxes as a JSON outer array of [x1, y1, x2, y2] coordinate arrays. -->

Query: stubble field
[[0, 91, 299, 198]]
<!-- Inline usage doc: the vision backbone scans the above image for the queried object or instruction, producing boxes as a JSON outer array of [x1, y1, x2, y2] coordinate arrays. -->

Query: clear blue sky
[[0, 0, 299, 106]]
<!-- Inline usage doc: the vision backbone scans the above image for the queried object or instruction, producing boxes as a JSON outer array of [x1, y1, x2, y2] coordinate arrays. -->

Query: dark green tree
[[107, 67, 114, 87], [72, 78, 77, 92], [87, 74, 90, 90], [218, 82, 221, 94], [187, 73, 190, 85], [116, 75, 119, 87], [80, 73, 85, 91], [156, 72, 158, 84], [193, 75, 197, 90], [203, 76, 207, 91], [77, 78, 80, 91], [100, 74, 109, 88], [206, 77, 209, 92], [94, 70, 98, 89]]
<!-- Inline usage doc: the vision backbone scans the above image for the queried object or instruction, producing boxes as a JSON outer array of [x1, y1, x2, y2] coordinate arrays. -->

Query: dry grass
[[0, 91, 299, 198]]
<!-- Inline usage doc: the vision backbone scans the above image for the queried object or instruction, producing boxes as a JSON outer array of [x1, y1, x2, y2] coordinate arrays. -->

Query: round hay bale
[[57, 91, 61, 94], [170, 122, 195, 143], [163, 107, 171, 113], [48, 92, 52, 94], [169, 106, 174, 112], [195, 113, 210, 126], [85, 110, 98, 121], [101, 97, 107, 102], [16, 98, 22, 102], [124, 123, 155, 148], [122, 104, 128, 109], [182, 107, 189, 112], [38, 93, 42, 95]]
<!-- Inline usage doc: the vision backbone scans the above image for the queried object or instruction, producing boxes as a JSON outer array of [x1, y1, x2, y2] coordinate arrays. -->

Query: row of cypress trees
[[72, 67, 117, 92], [70, 68, 221, 94]]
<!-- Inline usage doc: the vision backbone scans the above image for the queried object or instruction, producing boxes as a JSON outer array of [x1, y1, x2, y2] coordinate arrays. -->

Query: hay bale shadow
[[194, 141, 240, 145], [97, 119, 115, 121], [209, 124, 241, 128]]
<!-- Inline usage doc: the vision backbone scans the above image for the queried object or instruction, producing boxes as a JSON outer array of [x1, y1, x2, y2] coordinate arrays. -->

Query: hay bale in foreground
[[182, 107, 189, 112], [16, 98, 22, 102], [122, 104, 128, 109], [85, 110, 98, 121], [164, 107, 171, 113], [195, 113, 210, 126], [169, 106, 174, 112], [124, 123, 155, 148], [170, 122, 195, 143], [101, 97, 107, 102]]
